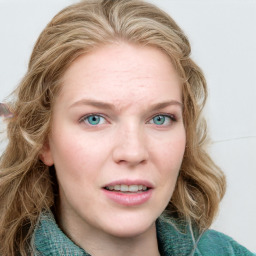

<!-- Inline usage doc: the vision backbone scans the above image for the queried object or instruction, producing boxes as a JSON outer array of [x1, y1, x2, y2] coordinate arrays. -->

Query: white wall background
[[0, 0, 255, 253]]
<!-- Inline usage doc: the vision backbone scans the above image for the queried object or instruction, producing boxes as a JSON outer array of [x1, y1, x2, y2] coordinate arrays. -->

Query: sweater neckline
[[33, 211, 196, 256]]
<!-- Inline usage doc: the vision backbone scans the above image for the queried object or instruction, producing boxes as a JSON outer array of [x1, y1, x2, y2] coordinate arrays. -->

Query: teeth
[[121, 184, 128, 192], [105, 184, 149, 192], [114, 185, 120, 190], [129, 185, 139, 192]]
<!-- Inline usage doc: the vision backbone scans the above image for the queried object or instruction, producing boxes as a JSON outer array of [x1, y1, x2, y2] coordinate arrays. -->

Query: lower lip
[[102, 189, 153, 206]]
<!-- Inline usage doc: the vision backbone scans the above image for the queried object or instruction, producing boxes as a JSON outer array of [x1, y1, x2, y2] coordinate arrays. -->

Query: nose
[[112, 125, 149, 167]]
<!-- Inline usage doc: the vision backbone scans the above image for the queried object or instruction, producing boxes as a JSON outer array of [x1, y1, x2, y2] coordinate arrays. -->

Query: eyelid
[[147, 113, 177, 123]]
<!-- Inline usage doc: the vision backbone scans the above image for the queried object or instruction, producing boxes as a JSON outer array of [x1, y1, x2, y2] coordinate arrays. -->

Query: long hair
[[0, 0, 226, 254]]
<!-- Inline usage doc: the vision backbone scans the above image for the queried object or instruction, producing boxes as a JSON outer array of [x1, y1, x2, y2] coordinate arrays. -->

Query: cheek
[[152, 132, 186, 167], [151, 132, 186, 186], [51, 131, 111, 184], [50, 136, 87, 179]]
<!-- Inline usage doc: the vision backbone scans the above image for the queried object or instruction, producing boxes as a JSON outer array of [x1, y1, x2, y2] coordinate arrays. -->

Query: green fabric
[[33, 211, 255, 256], [156, 218, 255, 256]]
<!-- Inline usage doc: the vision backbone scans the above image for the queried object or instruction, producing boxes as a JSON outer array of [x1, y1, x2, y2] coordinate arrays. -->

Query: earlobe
[[39, 141, 54, 166]]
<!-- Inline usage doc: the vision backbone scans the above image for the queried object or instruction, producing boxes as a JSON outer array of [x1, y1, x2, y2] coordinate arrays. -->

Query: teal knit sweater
[[32, 211, 255, 256]]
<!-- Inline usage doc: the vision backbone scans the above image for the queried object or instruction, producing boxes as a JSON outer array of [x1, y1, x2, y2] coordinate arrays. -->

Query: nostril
[[112, 145, 149, 166]]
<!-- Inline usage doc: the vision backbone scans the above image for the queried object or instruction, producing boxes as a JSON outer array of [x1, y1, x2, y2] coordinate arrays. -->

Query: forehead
[[58, 42, 182, 109]]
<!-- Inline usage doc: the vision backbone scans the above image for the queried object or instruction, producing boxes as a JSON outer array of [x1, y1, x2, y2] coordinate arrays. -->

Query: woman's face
[[42, 43, 186, 239]]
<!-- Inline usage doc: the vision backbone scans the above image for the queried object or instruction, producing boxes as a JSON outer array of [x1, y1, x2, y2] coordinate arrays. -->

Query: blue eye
[[82, 115, 106, 125], [150, 115, 173, 126]]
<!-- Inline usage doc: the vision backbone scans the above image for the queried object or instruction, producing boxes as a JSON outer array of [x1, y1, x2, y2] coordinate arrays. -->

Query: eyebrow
[[69, 98, 183, 111], [148, 100, 183, 111]]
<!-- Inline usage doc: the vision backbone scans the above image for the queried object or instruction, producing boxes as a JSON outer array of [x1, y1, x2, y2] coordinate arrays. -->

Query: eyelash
[[147, 113, 177, 127], [79, 113, 177, 127]]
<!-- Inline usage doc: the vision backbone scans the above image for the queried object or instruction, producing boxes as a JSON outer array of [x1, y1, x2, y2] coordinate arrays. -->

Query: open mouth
[[102, 183, 153, 206], [104, 184, 150, 193]]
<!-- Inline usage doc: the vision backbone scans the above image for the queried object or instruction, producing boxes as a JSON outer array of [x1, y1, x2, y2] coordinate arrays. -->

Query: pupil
[[89, 116, 100, 124], [154, 115, 164, 125]]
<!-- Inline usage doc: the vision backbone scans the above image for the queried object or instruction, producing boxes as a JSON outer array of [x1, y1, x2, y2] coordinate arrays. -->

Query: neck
[[80, 227, 160, 256], [57, 211, 160, 256]]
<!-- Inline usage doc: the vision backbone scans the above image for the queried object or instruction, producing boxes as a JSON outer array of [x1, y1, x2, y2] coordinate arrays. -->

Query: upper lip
[[103, 179, 154, 188]]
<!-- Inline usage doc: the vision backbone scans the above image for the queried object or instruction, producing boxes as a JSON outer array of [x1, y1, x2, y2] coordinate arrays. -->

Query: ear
[[39, 140, 54, 166]]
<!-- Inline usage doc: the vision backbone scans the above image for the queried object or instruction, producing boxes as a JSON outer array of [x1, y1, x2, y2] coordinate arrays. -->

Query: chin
[[101, 213, 157, 238]]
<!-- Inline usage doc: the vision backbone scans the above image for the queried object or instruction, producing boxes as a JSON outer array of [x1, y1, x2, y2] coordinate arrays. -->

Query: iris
[[87, 115, 103, 125], [152, 115, 168, 125]]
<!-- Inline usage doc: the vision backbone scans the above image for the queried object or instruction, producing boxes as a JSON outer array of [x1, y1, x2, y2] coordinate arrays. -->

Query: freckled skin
[[41, 42, 186, 255]]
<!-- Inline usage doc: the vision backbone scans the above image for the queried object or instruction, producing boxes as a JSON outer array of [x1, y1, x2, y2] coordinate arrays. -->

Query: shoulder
[[195, 229, 255, 256], [156, 217, 255, 256]]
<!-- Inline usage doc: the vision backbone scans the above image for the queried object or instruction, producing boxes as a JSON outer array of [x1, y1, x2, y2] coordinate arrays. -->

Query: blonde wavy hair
[[0, 0, 226, 255]]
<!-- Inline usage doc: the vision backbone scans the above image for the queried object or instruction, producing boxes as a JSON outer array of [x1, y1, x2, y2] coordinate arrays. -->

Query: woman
[[0, 0, 254, 255]]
